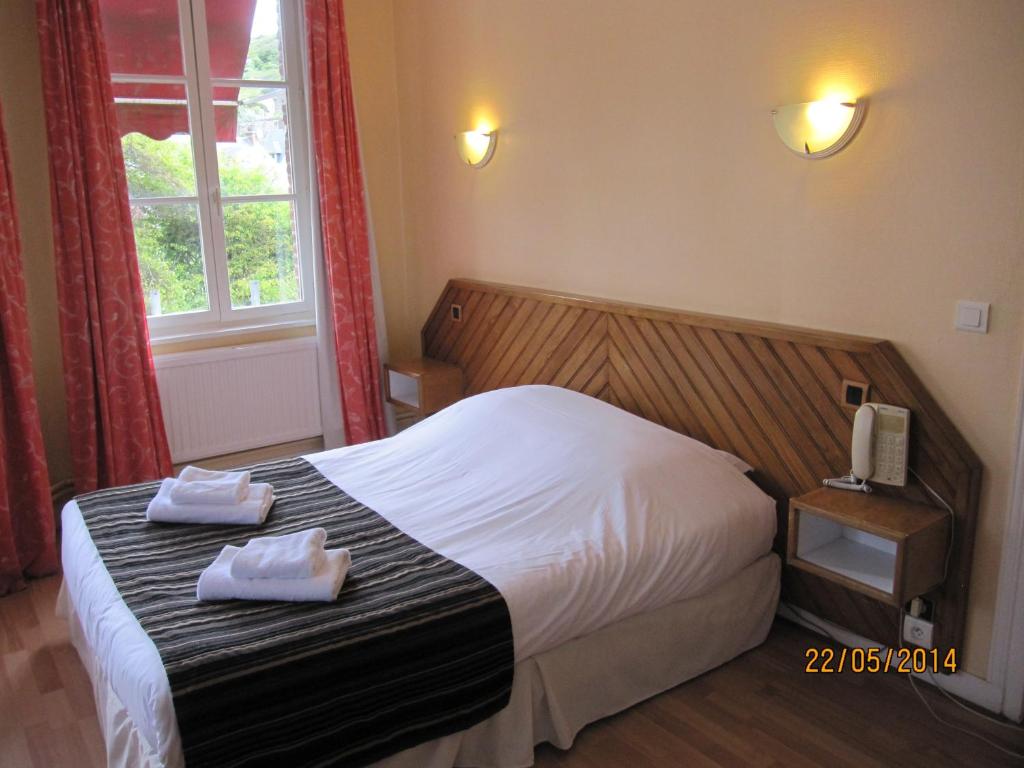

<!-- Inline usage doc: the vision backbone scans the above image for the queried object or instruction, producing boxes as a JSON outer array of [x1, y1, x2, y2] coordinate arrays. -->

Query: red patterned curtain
[[306, 0, 388, 444], [36, 0, 173, 491], [0, 102, 58, 595]]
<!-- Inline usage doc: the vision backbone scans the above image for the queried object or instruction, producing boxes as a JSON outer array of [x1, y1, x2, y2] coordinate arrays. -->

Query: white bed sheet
[[60, 385, 777, 765], [60, 555, 781, 768]]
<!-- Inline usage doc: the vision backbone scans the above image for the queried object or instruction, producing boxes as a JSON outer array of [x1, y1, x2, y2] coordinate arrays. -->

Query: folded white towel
[[179, 465, 251, 484], [197, 546, 351, 602], [230, 528, 328, 580], [171, 466, 251, 505], [146, 479, 273, 525]]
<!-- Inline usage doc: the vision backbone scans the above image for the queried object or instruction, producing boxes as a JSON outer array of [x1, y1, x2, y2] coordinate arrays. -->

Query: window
[[99, 0, 315, 338]]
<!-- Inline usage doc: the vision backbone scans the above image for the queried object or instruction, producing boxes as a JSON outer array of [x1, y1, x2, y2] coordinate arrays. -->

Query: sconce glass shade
[[455, 130, 497, 168], [771, 99, 866, 158]]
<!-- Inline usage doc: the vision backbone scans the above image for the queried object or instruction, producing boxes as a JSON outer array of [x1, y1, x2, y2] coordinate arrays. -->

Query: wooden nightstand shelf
[[788, 488, 950, 607], [384, 357, 464, 417]]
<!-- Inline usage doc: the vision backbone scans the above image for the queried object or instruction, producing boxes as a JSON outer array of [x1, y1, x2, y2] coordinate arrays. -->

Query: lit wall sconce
[[771, 99, 866, 158], [455, 129, 498, 168]]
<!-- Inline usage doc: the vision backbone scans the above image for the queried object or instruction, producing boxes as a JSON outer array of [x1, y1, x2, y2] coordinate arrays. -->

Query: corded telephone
[[824, 403, 910, 493]]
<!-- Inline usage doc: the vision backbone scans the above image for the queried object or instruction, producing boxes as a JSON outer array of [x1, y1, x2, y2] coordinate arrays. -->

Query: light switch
[[959, 306, 982, 327], [955, 300, 990, 334]]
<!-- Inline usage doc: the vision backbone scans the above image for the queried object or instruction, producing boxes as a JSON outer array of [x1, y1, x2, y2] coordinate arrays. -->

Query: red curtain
[[36, 0, 173, 491], [306, 0, 388, 444], [0, 102, 59, 595]]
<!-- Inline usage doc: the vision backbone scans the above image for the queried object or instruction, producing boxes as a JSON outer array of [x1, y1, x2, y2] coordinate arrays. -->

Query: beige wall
[[0, 0, 72, 486], [370, 0, 1024, 677]]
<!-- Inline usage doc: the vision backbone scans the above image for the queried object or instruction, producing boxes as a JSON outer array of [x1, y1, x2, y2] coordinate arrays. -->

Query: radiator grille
[[153, 338, 322, 463]]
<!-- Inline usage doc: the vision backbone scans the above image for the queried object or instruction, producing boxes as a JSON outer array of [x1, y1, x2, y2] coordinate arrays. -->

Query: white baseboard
[[778, 603, 1004, 713]]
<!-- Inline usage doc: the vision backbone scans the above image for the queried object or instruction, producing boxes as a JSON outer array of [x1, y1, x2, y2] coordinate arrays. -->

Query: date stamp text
[[804, 647, 957, 674]]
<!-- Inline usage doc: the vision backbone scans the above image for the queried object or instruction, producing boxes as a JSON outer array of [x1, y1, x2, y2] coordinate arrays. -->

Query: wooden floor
[[0, 576, 104, 768], [1, 575, 1022, 767]]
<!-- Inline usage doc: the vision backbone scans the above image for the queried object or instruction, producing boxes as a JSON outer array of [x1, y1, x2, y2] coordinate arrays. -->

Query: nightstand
[[384, 357, 464, 417], [787, 487, 950, 607]]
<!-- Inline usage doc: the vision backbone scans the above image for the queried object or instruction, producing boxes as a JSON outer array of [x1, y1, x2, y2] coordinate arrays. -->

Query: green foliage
[[132, 202, 207, 315], [224, 201, 299, 307], [123, 129, 299, 317], [243, 35, 282, 81], [123, 134, 196, 198]]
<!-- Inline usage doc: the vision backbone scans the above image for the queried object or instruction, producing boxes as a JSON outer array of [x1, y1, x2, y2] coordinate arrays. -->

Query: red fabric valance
[[99, 0, 258, 141], [112, 88, 242, 143]]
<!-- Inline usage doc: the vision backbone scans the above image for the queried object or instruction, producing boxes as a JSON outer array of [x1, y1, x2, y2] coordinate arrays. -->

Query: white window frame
[[111, 0, 316, 340]]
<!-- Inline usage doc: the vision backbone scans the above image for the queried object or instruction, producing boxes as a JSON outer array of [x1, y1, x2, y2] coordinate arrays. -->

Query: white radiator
[[153, 338, 323, 463]]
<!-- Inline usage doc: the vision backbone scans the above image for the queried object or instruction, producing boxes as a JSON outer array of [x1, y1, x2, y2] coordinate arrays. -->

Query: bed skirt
[[59, 553, 780, 768]]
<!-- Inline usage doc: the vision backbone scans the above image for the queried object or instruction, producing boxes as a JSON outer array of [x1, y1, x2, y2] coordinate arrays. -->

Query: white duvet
[[60, 385, 777, 764]]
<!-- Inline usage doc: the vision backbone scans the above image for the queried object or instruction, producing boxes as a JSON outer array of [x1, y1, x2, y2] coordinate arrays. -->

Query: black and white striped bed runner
[[76, 457, 514, 767]]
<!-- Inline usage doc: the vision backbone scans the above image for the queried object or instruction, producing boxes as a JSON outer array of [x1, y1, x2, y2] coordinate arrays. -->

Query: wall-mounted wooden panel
[[421, 279, 982, 655]]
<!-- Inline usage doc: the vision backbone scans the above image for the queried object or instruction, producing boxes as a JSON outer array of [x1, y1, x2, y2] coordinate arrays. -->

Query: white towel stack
[[146, 466, 274, 525], [197, 528, 351, 603], [171, 465, 251, 505], [231, 528, 328, 579]]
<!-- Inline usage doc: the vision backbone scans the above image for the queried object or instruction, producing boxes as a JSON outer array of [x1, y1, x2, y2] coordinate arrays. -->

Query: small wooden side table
[[384, 357, 464, 417], [788, 487, 950, 607]]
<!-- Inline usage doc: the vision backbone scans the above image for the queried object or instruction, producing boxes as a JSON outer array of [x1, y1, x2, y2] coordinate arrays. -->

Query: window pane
[[116, 84, 198, 198], [216, 86, 292, 196], [131, 203, 210, 316], [223, 201, 300, 308], [99, 0, 184, 77], [208, 0, 283, 81]]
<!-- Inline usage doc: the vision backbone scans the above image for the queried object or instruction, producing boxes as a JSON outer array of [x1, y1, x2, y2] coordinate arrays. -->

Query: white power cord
[[907, 467, 954, 583], [901, 468, 1024, 756], [788, 605, 1022, 759], [899, 606, 1024, 759]]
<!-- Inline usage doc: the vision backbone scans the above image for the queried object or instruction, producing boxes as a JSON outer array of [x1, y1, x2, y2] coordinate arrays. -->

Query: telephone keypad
[[877, 432, 907, 484]]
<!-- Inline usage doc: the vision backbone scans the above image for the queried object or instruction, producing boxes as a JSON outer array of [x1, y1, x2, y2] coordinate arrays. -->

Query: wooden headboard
[[420, 278, 981, 653]]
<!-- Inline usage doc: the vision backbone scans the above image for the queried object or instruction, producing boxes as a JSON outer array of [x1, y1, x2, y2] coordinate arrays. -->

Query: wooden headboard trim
[[424, 278, 886, 353], [420, 278, 982, 653]]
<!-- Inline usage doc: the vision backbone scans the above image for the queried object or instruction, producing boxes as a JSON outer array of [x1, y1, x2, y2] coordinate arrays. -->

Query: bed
[[59, 384, 780, 767]]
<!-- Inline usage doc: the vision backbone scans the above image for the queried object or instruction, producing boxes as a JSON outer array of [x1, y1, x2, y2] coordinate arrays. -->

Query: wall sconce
[[455, 129, 498, 168], [771, 99, 866, 158]]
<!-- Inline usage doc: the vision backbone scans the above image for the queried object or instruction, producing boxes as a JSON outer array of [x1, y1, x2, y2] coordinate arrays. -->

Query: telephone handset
[[824, 402, 910, 493]]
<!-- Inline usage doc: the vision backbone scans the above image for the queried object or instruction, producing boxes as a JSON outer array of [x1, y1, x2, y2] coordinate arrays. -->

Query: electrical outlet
[[903, 615, 934, 649]]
